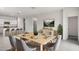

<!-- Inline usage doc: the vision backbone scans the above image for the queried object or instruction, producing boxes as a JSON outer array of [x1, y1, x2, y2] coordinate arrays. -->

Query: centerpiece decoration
[[57, 24, 63, 35], [33, 18, 38, 36]]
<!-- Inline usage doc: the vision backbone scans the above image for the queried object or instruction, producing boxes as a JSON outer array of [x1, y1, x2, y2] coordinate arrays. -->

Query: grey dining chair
[[16, 28, 20, 34], [5, 28, 10, 36], [11, 29, 15, 35], [16, 38, 36, 51], [21, 39, 36, 51], [16, 38, 24, 51], [45, 35, 61, 51], [8, 36, 16, 51], [54, 35, 62, 51]]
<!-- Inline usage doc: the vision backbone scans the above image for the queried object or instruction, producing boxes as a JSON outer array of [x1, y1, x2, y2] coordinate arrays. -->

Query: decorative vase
[[33, 18, 38, 36]]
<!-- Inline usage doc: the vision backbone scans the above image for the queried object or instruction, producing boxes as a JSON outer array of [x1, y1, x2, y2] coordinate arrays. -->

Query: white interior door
[[68, 16, 78, 36]]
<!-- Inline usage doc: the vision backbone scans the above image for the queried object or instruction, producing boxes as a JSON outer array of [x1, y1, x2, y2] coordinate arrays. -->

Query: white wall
[[63, 7, 79, 40], [34, 10, 63, 29], [36, 19, 43, 31], [17, 17, 23, 29], [25, 10, 63, 32], [25, 17, 33, 32], [20, 8, 79, 41]]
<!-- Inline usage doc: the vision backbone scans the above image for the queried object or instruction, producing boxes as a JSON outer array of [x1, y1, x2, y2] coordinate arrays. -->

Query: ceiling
[[0, 7, 63, 17]]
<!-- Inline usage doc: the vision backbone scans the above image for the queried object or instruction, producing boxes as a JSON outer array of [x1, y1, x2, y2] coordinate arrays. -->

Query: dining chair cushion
[[26, 41, 40, 48], [21, 40, 36, 51], [8, 36, 17, 51], [44, 37, 58, 51], [16, 38, 24, 51], [9, 36, 15, 48]]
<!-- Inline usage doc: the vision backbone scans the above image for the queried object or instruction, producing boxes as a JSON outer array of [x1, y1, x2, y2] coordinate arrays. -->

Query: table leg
[[40, 44, 43, 51]]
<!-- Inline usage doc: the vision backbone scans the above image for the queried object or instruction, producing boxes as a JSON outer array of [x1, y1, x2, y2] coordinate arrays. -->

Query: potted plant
[[57, 24, 63, 37], [55, 24, 63, 50]]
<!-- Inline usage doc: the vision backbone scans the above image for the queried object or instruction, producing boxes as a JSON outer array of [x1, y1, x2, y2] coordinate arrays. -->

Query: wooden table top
[[15, 32, 56, 45]]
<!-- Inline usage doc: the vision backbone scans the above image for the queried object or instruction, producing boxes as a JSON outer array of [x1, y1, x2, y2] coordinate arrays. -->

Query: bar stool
[[4, 28, 10, 36], [11, 28, 15, 35]]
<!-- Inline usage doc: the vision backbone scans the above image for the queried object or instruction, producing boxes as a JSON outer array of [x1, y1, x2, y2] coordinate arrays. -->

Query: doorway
[[68, 16, 78, 41]]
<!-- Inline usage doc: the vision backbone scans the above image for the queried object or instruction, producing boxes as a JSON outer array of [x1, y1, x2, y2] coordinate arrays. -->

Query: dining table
[[15, 32, 56, 51]]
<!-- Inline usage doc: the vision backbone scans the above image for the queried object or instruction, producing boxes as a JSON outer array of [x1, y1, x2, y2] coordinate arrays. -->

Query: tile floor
[[57, 40, 79, 51], [0, 35, 79, 51], [0, 36, 11, 51]]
